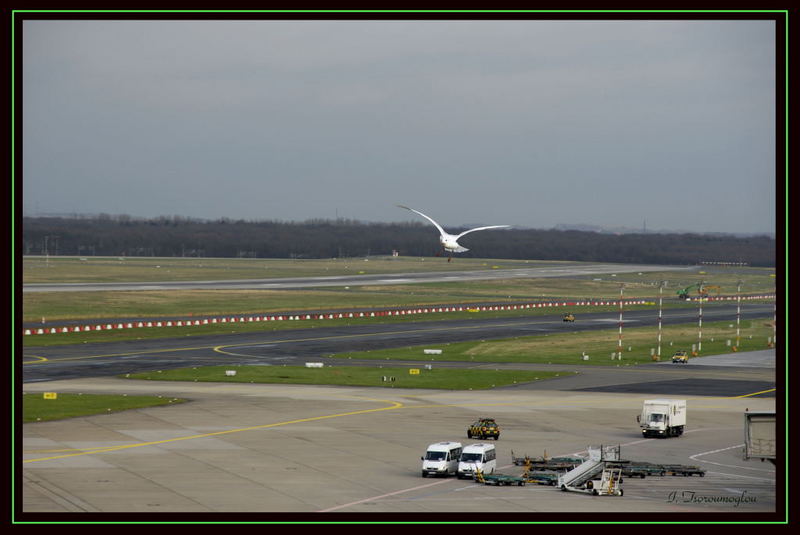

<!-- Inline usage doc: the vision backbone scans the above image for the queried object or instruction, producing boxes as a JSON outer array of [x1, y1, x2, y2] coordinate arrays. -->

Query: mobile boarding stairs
[[557, 445, 623, 496]]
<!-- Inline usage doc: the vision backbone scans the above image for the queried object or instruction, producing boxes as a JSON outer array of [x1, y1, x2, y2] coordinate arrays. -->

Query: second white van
[[421, 441, 463, 478], [457, 443, 497, 479]]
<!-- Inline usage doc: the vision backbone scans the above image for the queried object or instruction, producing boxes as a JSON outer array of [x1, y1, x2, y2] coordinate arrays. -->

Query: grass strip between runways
[[330, 319, 775, 366], [124, 366, 572, 390]]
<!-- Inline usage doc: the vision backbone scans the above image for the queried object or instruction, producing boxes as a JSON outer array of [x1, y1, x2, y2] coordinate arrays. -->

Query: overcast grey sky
[[22, 19, 776, 234]]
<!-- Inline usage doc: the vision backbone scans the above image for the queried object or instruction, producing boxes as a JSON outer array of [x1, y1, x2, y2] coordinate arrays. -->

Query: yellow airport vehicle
[[467, 418, 500, 440], [671, 350, 689, 364]]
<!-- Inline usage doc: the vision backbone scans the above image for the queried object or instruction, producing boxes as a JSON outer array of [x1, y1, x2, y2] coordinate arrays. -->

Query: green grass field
[[22, 392, 185, 423], [22, 273, 774, 323], [124, 365, 571, 390], [330, 319, 776, 366], [21, 256, 776, 347], [22, 255, 550, 283], [22, 256, 775, 291]]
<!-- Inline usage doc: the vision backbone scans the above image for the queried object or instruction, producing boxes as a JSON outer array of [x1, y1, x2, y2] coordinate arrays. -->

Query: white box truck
[[638, 399, 686, 438]]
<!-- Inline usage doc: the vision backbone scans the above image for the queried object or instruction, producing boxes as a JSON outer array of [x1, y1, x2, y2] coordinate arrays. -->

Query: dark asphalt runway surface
[[572, 378, 775, 397], [22, 303, 777, 399]]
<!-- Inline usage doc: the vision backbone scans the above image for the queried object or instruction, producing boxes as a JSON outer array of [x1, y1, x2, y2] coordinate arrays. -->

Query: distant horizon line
[[20, 211, 776, 238]]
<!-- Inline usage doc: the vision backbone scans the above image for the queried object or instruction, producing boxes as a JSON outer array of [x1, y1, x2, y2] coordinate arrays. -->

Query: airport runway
[[19, 303, 780, 519], [22, 262, 696, 293], [22, 303, 776, 391]]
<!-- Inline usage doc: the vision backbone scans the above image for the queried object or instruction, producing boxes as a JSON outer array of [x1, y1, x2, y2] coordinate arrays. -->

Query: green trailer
[[524, 471, 559, 486], [608, 461, 705, 478], [511, 451, 583, 471], [661, 464, 706, 477], [474, 469, 527, 486]]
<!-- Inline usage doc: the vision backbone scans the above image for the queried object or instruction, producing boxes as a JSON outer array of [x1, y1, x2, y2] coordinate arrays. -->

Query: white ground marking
[[690, 444, 776, 475]]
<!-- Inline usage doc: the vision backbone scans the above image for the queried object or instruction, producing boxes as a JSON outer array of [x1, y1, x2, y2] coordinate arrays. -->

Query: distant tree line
[[20, 214, 776, 267]]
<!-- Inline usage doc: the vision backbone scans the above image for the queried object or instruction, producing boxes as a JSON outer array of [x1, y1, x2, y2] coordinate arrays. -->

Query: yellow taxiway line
[[23, 396, 404, 464]]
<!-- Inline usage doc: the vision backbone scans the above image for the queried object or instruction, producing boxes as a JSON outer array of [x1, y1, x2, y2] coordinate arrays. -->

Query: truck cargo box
[[744, 411, 776, 462]]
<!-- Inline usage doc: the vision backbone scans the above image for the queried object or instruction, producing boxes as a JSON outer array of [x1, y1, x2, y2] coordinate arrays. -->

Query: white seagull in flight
[[397, 205, 510, 261]]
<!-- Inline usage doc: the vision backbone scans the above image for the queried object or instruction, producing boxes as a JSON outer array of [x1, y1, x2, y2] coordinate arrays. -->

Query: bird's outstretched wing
[[456, 225, 511, 239], [396, 205, 447, 237]]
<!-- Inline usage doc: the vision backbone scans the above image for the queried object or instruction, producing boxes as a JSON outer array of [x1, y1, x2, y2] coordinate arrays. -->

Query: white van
[[421, 441, 463, 478], [457, 443, 497, 479]]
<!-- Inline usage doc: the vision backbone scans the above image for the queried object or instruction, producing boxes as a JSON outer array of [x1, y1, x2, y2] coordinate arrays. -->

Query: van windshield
[[425, 451, 447, 461], [649, 414, 665, 422], [461, 453, 483, 462]]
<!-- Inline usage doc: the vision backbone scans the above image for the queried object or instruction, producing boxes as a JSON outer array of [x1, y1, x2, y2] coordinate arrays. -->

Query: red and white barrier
[[22, 295, 775, 335]]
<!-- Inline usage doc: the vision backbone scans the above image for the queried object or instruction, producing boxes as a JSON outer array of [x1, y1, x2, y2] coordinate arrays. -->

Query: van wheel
[[421, 472, 427, 478]]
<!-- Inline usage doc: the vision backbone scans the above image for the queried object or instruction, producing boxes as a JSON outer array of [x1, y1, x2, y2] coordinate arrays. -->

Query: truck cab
[[640, 411, 673, 437]]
